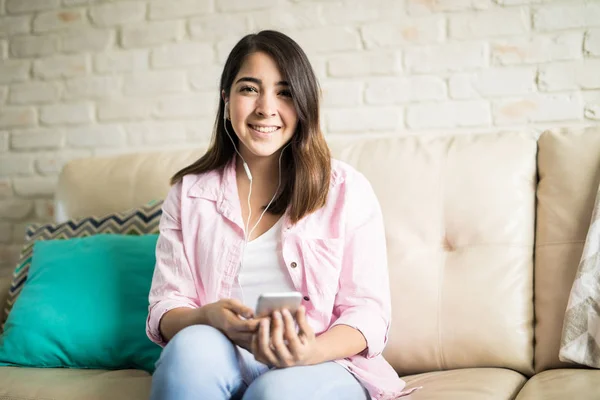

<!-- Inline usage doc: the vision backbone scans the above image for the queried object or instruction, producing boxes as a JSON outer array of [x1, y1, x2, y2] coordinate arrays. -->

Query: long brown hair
[[171, 30, 331, 224]]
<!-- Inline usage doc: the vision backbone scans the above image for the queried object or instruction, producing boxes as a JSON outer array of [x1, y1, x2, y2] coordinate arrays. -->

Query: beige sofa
[[1, 127, 599, 399]]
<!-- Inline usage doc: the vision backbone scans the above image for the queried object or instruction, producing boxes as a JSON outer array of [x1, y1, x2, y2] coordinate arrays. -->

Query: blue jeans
[[150, 325, 370, 400]]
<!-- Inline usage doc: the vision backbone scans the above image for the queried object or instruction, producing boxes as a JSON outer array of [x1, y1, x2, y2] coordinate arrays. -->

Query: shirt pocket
[[299, 237, 344, 301]]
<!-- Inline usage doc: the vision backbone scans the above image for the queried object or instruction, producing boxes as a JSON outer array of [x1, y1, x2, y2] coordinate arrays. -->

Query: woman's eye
[[240, 86, 257, 93], [279, 89, 292, 98]]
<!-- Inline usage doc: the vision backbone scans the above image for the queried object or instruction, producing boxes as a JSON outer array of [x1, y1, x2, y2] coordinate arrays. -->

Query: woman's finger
[[224, 299, 255, 319], [282, 308, 302, 356], [295, 306, 315, 340], [271, 311, 293, 365], [258, 318, 279, 366], [250, 333, 261, 360], [251, 327, 269, 365], [227, 313, 260, 333]]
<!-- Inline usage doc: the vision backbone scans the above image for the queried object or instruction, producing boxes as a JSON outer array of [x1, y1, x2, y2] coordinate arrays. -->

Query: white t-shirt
[[235, 217, 295, 312]]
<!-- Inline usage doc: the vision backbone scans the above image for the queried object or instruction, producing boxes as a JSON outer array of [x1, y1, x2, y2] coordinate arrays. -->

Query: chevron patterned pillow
[[2, 200, 163, 329]]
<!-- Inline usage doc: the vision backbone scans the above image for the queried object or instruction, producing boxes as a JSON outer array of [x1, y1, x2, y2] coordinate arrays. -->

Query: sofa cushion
[[0, 366, 151, 400], [401, 367, 527, 399], [515, 369, 600, 400], [55, 148, 203, 222], [2, 200, 163, 329], [534, 127, 600, 372], [0, 235, 161, 372]]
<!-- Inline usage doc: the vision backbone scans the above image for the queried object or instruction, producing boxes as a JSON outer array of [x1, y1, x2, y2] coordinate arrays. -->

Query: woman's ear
[[222, 90, 230, 120]]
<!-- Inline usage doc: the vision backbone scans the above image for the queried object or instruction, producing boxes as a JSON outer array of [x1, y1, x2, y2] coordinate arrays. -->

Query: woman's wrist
[[159, 306, 207, 342], [307, 337, 328, 365]]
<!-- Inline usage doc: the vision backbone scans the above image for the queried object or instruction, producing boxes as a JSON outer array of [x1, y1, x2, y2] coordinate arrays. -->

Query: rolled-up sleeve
[[146, 181, 200, 346], [331, 172, 392, 359]]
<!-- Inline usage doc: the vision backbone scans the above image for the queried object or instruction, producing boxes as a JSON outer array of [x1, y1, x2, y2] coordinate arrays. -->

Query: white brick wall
[[121, 21, 185, 48], [585, 29, 600, 56], [0, 60, 30, 84], [490, 31, 584, 65], [407, 100, 491, 128], [63, 76, 121, 100], [94, 49, 148, 73], [0, 132, 7, 153], [0, 86, 7, 103], [493, 93, 584, 124], [449, 7, 530, 39], [365, 76, 446, 104], [327, 51, 403, 77], [148, 0, 213, 20], [449, 67, 536, 98], [11, 128, 64, 150], [61, 29, 113, 53], [0, 15, 31, 37], [533, 3, 600, 32], [10, 35, 59, 58], [361, 17, 445, 47], [9, 82, 61, 104], [33, 9, 86, 33], [151, 42, 215, 68], [89, 2, 146, 28], [5, 0, 59, 14], [405, 42, 488, 73], [39, 102, 94, 125], [0, 0, 598, 273], [33, 54, 90, 79], [538, 60, 600, 91]]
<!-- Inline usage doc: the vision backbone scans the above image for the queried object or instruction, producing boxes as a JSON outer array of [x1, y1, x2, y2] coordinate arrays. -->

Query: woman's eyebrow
[[235, 77, 289, 86]]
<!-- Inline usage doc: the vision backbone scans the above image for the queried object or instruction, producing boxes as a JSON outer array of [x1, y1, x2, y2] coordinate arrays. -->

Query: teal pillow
[[0, 234, 161, 373]]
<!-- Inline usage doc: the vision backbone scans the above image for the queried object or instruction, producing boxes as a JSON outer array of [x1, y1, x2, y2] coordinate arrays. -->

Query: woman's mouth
[[248, 124, 281, 134]]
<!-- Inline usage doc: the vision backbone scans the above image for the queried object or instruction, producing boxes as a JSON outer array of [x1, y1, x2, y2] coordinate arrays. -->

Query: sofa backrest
[[335, 132, 536, 376], [55, 131, 541, 376], [534, 127, 600, 373]]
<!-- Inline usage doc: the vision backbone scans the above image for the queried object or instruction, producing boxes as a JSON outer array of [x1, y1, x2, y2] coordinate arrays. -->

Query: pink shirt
[[146, 158, 417, 399]]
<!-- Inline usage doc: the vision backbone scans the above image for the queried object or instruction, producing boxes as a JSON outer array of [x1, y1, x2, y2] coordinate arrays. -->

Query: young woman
[[146, 30, 415, 400]]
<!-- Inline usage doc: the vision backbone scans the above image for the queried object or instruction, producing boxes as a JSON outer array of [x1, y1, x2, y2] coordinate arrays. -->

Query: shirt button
[[303, 296, 310, 301], [290, 262, 297, 268]]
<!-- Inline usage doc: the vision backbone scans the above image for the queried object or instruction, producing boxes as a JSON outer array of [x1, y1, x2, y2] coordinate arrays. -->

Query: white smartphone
[[255, 291, 303, 318]]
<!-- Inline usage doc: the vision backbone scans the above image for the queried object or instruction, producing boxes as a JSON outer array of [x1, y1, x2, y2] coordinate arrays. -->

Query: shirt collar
[[185, 155, 308, 233]]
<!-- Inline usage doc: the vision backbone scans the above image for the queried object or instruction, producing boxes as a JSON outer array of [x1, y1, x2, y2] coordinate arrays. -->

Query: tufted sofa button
[[442, 236, 454, 252]]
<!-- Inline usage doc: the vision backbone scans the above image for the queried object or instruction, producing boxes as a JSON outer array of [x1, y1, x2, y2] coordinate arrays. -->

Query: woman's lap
[[150, 325, 368, 400], [241, 361, 369, 400]]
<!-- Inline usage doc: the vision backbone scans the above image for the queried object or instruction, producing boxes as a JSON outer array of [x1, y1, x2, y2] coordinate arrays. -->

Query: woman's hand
[[251, 306, 318, 368], [204, 299, 260, 351]]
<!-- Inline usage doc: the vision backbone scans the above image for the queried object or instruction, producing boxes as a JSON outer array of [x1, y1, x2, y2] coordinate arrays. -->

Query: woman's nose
[[255, 94, 277, 117]]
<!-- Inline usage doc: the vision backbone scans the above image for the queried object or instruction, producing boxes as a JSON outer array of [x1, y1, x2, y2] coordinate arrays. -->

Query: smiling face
[[224, 51, 298, 162]]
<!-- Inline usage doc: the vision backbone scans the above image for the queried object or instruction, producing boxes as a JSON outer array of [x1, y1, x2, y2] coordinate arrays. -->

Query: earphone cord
[[223, 106, 290, 304]]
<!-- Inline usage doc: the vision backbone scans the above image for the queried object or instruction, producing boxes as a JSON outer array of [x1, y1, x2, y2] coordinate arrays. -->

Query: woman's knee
[[242, 364, 368, 400], [243, 368, 308, 400], [158, 324, 234, 368], [242, 371, 281, 400], [151, 325, 244, 400]]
